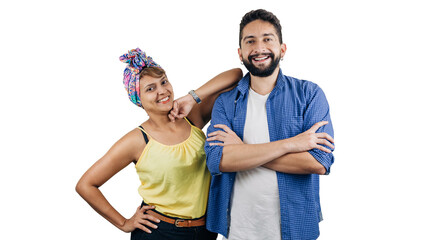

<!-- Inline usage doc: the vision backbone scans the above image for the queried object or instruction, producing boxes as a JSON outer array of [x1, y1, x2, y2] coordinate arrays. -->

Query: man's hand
[[286, 121, 334, 153], [168, 94, 196, 122], [207, 124, 243, 146]]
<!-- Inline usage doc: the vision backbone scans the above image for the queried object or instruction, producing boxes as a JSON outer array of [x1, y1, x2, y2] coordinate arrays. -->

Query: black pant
[[131, 221, 217, 240], [131, 202, 217, 240]]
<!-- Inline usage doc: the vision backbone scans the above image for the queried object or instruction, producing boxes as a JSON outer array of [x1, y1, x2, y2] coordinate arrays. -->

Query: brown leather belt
[[146, 210, 206, 227]]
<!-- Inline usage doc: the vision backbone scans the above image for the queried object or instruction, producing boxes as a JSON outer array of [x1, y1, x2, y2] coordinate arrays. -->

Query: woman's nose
[[157, 85, 168, 95]]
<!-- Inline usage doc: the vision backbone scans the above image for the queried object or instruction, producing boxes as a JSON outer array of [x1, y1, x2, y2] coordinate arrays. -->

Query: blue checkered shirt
[[204, 69, 335, 240]]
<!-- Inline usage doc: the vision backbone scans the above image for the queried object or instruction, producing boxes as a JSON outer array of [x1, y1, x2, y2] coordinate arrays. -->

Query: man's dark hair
[[239, 9, 283, 47]]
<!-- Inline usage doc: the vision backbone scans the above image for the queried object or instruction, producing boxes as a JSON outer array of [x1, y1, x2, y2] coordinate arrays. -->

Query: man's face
[[238, 20, 286, 77]]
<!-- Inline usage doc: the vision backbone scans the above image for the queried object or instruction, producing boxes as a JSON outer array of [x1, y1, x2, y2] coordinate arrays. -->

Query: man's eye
[[162, 80, 168, 85], [246, 40, 254, 44]]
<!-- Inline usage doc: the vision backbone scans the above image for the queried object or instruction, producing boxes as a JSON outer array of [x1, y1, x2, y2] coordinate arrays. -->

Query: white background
[[1, 0, 426, 239]]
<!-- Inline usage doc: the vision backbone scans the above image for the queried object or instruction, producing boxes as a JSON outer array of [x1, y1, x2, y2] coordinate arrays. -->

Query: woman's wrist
[[184, 93, 197, 107], [188, 90, 202, 104], [179, 94, 197, 114], [117, 217, 129, 232]]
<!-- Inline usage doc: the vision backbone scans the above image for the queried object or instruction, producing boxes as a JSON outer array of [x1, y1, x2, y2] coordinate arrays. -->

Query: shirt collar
[[237, 68, 286, 95]]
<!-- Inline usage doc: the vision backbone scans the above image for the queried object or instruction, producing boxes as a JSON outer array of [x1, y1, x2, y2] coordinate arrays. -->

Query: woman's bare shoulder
[[107, 126, 147, 165]]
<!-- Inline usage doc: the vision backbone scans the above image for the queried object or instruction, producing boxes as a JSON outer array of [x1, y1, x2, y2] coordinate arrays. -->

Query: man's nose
[[253, 41, 267, 54]]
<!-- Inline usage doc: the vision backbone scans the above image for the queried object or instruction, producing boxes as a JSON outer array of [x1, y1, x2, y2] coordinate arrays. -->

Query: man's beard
[[242, 52, 280, 77]]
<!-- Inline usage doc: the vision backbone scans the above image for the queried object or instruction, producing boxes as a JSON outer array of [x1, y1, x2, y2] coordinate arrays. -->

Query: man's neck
[[249, 67, 280, 95]]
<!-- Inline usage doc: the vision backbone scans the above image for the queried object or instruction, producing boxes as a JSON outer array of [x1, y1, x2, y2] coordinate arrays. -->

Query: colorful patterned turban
[[119, 48, 161, 107]]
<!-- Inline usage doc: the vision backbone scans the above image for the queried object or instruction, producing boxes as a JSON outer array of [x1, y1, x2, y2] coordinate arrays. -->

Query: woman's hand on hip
[[121, 205, 160, 233]]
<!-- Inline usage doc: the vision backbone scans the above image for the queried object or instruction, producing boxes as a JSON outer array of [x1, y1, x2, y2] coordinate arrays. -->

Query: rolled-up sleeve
[[303, 84, 335, 174], [204, 95, 232, 176]]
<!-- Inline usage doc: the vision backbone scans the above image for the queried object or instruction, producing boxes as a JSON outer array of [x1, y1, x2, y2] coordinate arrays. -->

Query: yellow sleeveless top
[[135, 118, 211, 219]]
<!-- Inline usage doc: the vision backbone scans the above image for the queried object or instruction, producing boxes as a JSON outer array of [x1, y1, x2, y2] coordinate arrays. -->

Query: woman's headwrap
[[119, 48, 161, 107]]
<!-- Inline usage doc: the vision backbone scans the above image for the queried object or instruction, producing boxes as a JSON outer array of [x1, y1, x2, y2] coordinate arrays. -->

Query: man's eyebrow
[[243, 35, 255, 41], [263, 33, 275, 38], [243, 33, 276, 41]]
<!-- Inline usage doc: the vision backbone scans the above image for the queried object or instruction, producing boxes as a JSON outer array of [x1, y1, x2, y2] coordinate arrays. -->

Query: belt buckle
[[175, 219, 185, 227]]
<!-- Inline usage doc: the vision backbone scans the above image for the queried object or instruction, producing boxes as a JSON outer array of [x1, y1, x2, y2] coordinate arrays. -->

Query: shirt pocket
[[283, 115, 303, 137]]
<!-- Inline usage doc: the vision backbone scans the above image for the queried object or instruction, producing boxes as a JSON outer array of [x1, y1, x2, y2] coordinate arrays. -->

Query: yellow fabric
[[135, 119, 211, 219]]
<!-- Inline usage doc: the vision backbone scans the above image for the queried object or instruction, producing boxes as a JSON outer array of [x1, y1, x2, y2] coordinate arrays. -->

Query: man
[[204, 9, 335, 240]]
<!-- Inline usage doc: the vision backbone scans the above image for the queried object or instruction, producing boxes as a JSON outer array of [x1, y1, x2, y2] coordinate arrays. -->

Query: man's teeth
[[254, 56, 269, 61], [158, 96, 169, 103]]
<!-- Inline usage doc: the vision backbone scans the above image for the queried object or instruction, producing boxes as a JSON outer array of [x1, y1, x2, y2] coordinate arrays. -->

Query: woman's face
[[139, 74, 174, 113]]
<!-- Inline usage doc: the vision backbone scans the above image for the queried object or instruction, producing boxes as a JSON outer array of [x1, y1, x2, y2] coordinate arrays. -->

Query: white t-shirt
[[225, 88, 281, 240]]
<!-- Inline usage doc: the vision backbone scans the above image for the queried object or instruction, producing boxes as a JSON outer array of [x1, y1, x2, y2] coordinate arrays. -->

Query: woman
[[76, 48, 242, 240]]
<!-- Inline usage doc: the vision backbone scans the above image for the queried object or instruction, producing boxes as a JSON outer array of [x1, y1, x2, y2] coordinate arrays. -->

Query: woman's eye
[[146, 87, 153, 92], [162, 80, 168, 85]]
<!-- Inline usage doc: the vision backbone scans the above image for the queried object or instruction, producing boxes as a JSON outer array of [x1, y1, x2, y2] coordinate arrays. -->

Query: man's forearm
[[219, 139, 291, 172], [214, 120, 334, 173], [262, 152, 326, 175]]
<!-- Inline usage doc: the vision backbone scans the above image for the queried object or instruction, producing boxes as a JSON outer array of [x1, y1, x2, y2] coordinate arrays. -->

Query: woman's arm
[[75, 129, 160, 233], [168, 68, 243, 129]]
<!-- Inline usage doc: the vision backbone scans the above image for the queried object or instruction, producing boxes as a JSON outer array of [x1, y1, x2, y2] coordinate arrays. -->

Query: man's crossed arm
[[206, 122, 333, 175]]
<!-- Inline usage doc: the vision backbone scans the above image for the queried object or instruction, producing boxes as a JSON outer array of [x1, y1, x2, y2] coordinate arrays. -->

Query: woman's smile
[[157, 96, 171, 104]]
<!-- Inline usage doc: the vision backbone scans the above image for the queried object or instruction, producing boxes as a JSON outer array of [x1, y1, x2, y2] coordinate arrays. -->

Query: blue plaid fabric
[[204, 69, 335, 240]]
